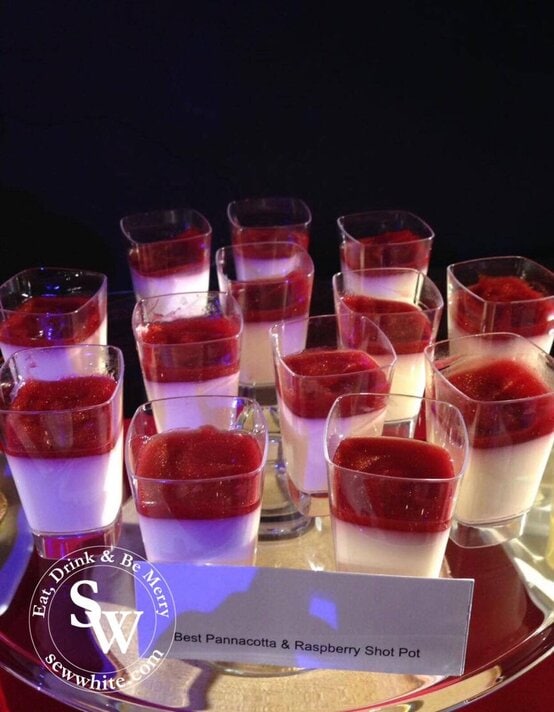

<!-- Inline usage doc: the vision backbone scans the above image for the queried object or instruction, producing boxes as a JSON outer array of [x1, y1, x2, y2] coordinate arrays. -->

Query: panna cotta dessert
[[130, 425, 264, 564], [428, 340, 554, 525], [127, 226, 210, 299], [338, 211, 434, 300], [133, 295, 242, 432], [121, 208, 212, 300], [0, 267, 108, 362], [0, 372, 123, 543], [275, 348, 392, 498], [328, 436, 457, 577], [216, 245, 314, 388], [447, 256, 554, 353]]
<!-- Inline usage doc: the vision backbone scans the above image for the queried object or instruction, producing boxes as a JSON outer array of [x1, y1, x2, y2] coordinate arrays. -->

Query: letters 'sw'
[[69, 580, 144, 655]]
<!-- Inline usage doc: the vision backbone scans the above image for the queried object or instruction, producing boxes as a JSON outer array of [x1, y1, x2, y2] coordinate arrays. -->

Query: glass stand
[[258, 405, 314, 541], [449, 515, 527, 548]]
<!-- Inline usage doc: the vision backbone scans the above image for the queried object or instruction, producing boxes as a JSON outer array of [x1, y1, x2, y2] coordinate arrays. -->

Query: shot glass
[[425, 333, 554, 546], [333, 267, 443, 419], [338, 210, 434, 297], [447, 255, 554, 353], [324, 392, 468, 577], [0, 344, 124, 558], [216, 242, 314, 399], [270, 313, 396, 517], [132, 291, 242, 431], [125, 395, 268, 564], [227, 196, 311, 251], [0, 267, 107, 362], [120, 207, 212, 300]]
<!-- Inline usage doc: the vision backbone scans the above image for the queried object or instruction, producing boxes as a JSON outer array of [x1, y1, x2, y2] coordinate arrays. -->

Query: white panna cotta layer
[[235, 256, 297, 281], [387, 352, 426, 420], [143, 373, 239, 401], [138, 507, 261, 564], [240, 322, 277, 386], [279, 401, 379, 494], [340, 268, 421, 302], [455, 432, 554, 524], [130, 266, 210, 300], [332, 519, 449, 577], [143, 373, 240, 431], [6, 432, 123, 533], [279, 405, 326, 494], [242, 317, 309, 388]]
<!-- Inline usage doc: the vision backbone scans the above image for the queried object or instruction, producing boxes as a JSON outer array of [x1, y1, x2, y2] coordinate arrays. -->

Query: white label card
[[136, 564, 474, 675]]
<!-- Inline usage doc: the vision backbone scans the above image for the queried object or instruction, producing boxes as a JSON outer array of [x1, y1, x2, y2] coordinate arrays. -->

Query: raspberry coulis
[[453, 275, 553, 336], [129, 226, 209, 277], [3, 376, 118, 457], [344, 228, 429, 270], [341, 294, 433, 353], [229, 269, 312, 322], [133, 425, 263, 519], [440, 358, 554, 448], [0, 295, 102, 346], [232, 227, 309, 251], [138, 314, 241, 382], [331, 436, 456, 532], [280, 348, 390, 418]]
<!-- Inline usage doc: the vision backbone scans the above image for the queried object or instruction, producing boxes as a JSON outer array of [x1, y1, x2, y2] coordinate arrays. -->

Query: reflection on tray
[[0, 457, 33, 615]]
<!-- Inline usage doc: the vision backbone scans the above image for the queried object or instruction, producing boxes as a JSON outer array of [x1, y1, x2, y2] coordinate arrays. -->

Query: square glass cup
[[325, 392, 467, 577], [0, 267, 107, 362], [120, 207, 212, 300], [132, 291, 243, 431], [0, 344, 124, 558], [338, 210, 434, 278], [216, 242, 314, 398], [270, 312, 396, 517], [333, 267, 443, 419], [447, 255, 554, 353], [125, 395, 268, 565], [425, 332, 554, 546]]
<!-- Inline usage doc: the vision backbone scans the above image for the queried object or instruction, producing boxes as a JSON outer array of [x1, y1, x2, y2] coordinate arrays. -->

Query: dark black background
[[1, 1, 552, 293]]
